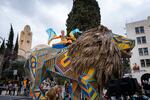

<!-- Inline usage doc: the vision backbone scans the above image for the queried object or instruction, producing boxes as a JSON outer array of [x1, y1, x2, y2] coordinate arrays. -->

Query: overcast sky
[[0, 0, 150, 48]]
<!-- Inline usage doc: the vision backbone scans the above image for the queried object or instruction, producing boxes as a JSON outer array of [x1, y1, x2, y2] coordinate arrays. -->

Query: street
[[0, 90, 32, 100], [0, 95, 32, 100]]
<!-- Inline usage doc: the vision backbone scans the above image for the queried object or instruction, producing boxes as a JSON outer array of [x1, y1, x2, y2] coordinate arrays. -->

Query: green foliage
[[122, 58, 131, 74], [66, 0, 101, 36], [6, 24, 14, 50], [12, 60, 26, 76], [13, 35, 19, 59], [2, 60, 26, 79], [2, 25, 15, 73]]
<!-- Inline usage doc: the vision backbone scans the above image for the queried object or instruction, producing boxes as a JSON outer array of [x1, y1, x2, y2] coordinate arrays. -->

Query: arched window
[[21, 40, 23, 44], [28, 33, 31, 36], [27, 40, 30, 43]]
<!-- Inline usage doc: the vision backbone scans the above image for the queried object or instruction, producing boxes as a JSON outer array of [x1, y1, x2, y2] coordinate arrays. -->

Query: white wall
[[126, 16, 150, 82]]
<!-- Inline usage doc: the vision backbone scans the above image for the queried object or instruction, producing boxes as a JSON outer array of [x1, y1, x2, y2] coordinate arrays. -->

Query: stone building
[[126, 16, 150, 82], [18, 25, 32, 58]]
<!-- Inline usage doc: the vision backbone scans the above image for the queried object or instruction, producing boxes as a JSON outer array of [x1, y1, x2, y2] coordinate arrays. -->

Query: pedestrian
[[0, 82, 3, 95], [17, 81, 22, 95], [26, 78, 30, 96], [5, 82, 9, 95], [54, 85, 63, 100], [23, 79, 27, 96], [12, 82, 17, 95], [8, 81, 13, 95], [46, 87, 56, 100], [68, 82, 72, 99], [15, 83, 18, 95], [64, 82, 69, 99]]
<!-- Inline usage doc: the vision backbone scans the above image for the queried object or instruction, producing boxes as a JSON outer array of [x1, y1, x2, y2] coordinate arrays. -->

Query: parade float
[[25, 25, 135, 99]]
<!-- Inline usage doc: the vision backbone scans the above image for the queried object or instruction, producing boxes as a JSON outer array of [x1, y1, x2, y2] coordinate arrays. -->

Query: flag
[[46, 28, 57, 45], [69, 28, 82, 41]]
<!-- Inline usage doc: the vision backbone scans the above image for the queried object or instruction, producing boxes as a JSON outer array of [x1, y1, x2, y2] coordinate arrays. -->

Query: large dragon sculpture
[[25, 26, 135, 100]]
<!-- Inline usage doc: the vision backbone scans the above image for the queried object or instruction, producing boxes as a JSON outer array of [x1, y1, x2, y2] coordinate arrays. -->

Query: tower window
[[27, 40, 30, 43], [146, 59, 150, 67], [140, 59, 145, 67], [28, 33, 31, 36], [138, 47, 149, 56], [21, 40, 23, 44], [140, 59, 150, 67], [137, 37, 141, 44], [142, 36, 146, 43], [140, 26, 144, 33], [135, 27, 140, 34], [136, 36, 146, 44], [135, 26, 145, 34], [138, 48, 143, 56], [143, 48, 149, 55]]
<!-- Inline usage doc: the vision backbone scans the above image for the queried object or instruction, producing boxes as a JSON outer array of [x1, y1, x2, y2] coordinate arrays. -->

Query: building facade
[[18, 25, 32, 58], [126, 16, 150, 81]]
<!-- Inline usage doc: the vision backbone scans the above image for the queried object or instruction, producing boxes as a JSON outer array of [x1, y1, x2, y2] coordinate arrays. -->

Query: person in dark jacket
[[0, 82, 3, 95], [12, 82, 16, 95]]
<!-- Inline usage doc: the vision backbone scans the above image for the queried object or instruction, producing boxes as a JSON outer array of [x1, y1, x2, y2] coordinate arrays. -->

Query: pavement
[[0, 95, 33, 100], [0, 91, 33, 100]]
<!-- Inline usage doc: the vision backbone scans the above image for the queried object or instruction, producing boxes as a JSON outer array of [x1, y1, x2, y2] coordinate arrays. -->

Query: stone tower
[[18, 25, 32, 58]]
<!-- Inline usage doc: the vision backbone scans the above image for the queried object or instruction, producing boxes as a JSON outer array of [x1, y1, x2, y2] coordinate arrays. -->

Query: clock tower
[[18, 25, 32, 58]]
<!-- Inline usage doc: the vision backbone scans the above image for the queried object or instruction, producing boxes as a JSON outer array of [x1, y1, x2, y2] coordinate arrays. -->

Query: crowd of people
[[0, 78, 31, 96], [40, 81, 72, 100], [0, 77, 73, 100], [0, 76, 150, 99]]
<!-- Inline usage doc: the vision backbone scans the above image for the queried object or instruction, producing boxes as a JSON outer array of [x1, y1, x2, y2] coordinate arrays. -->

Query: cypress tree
[[0, 39, 5, 54], [4, 24, 14, 58], [0, 39, 5, 79], [7, 24, 14, 51], [66, 0, 101, 36], [13, 34, 19, 59], [2, 25, 14, 75]]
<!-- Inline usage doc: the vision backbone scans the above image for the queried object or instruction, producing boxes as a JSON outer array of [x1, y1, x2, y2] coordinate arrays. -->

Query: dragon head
[[68, 25, 135, 88], [112, 34, 135, 58]]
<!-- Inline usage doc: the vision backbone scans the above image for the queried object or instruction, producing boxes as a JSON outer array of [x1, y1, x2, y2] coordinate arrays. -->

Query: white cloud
[[0, 0, 150, 47], [98, 0, 150, 35], [121, 0, 143, 6]]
